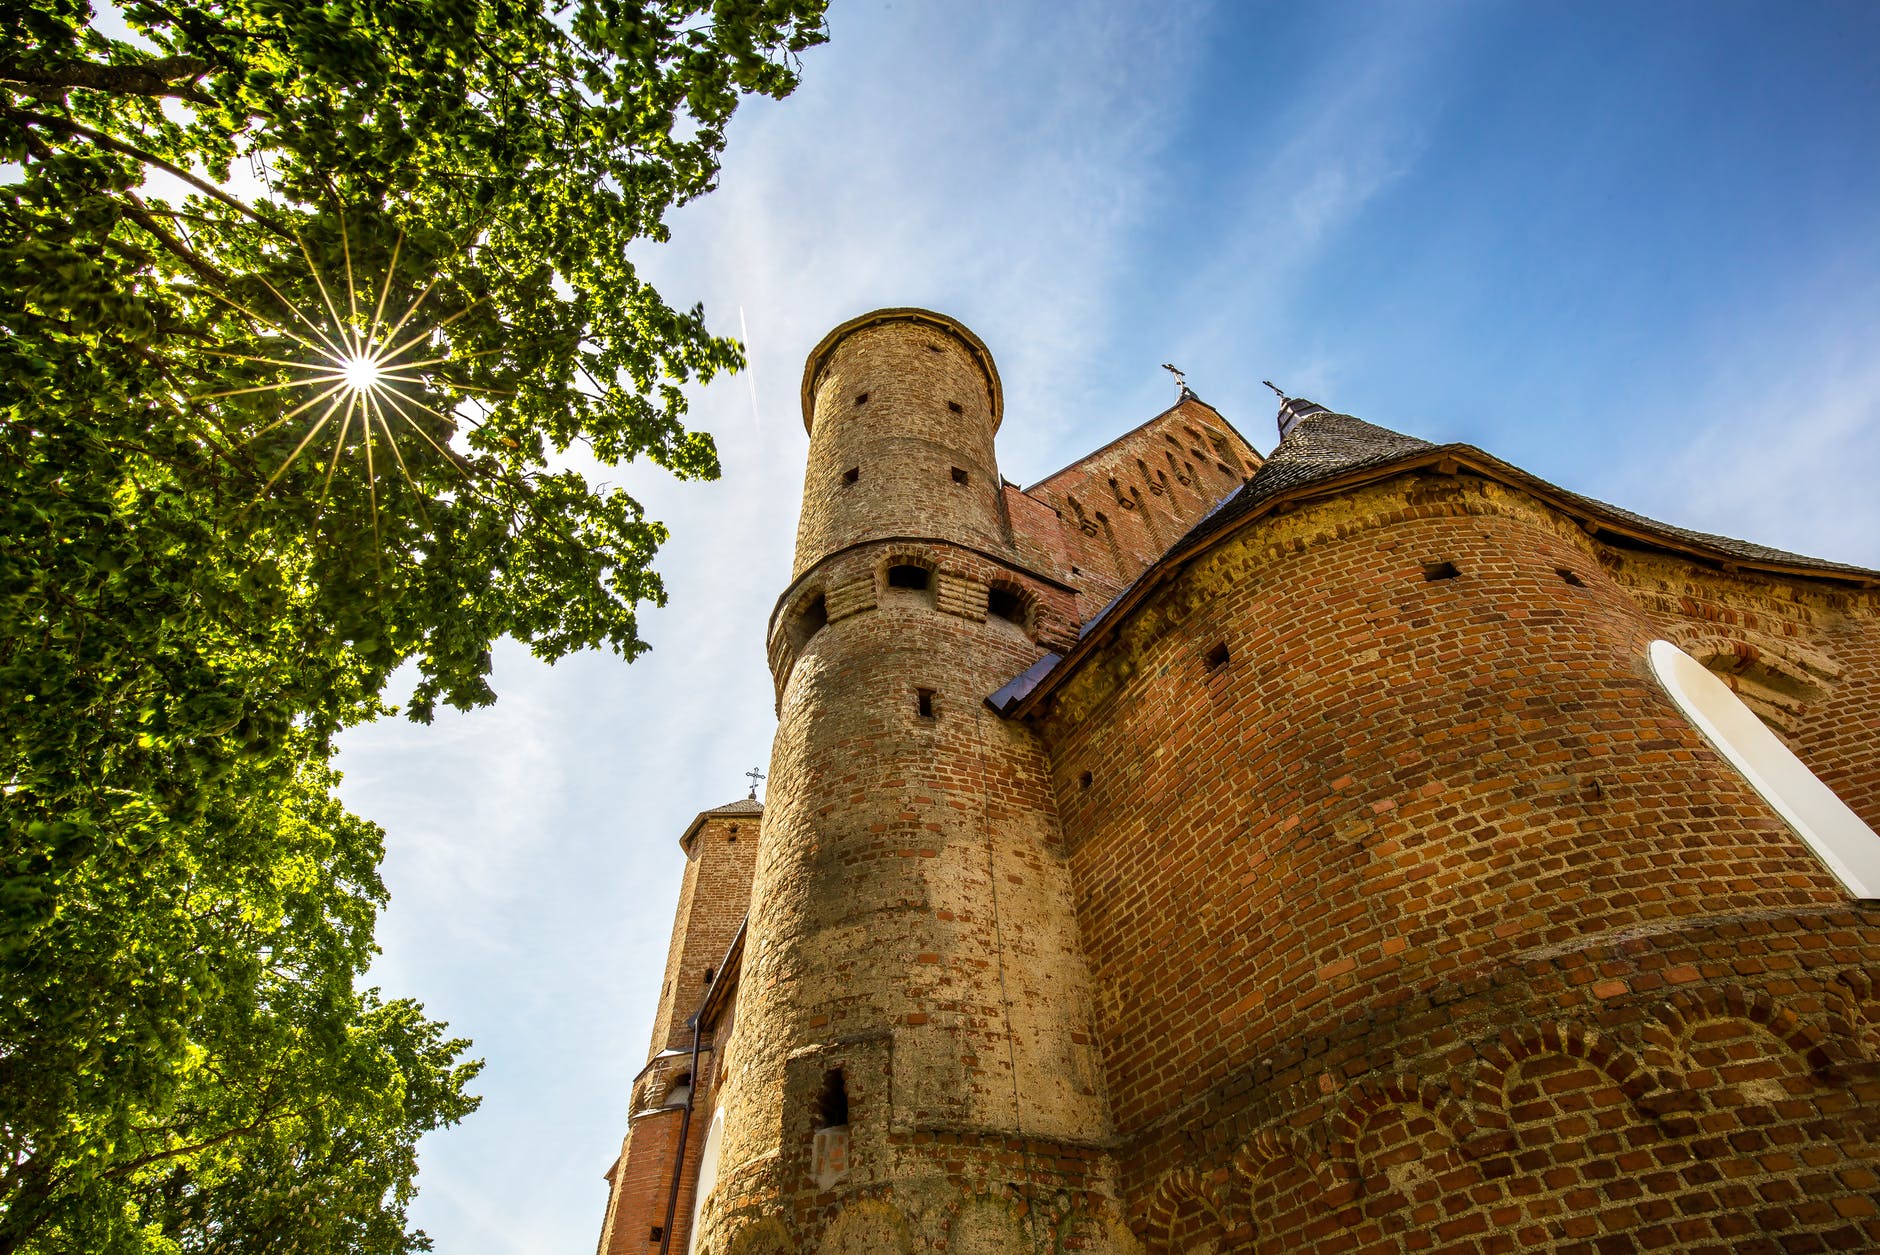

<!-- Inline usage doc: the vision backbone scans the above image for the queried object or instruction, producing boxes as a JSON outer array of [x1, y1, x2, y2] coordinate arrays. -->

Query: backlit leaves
[[0, 0, 826, 1250]]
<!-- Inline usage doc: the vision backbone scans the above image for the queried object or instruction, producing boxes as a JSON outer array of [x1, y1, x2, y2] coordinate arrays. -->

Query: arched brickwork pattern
[[1323, 1076, 1493, 1241], [1233, 1134, 1324, 1255], [816, 1198, 913, 1255], [876, 546, 938, 588], [1638, 986, 1837, 1084], [1121, 986, 1880, 1253], [1327, 1075, 1483, 1172], [720, 1215, 792, 1255], [1827, 969, 1880, 1064], [984, 575, 1040, 640], [1139, 1165, 1236, 1255], [1657, 624, 1840, 733], [1472, 1020, 1656, 1114]]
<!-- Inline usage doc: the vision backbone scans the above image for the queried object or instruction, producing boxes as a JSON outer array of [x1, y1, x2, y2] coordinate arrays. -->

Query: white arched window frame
[[1650, 639, 1880, 899], [684, 1107, 725, 1254]]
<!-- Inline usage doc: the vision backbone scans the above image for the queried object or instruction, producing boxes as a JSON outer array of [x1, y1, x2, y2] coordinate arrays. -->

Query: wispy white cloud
[[341, 9, 1228, 1249], [1610, 294, 1880, 569], [1146, 10, 1465, 426], [323, 6, 1880, 1254]]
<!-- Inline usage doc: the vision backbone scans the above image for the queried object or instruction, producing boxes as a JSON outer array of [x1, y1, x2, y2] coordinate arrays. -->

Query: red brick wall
[[1791, 601, 1880, 828], [1608, 552, 1880, 833], [1033, 470, 1880, 1251], [595, 1036, 729, 1255], [1024, 398, 1259, 616], [598, 1109, 681, 1255]]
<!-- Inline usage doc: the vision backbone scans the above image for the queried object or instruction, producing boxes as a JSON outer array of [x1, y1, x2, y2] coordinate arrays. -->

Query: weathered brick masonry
[[596, 804, 761, 1255], [595, 310, 1880, 1254]]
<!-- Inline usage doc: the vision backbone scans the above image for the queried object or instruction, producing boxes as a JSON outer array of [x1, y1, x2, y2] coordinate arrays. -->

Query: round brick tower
[[791, 308, 1009, 576], [702, 311, 1114, 1253]]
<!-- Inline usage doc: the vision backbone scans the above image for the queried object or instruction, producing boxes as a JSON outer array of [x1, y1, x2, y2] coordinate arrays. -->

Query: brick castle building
[[593, 309, 1880, 1254]]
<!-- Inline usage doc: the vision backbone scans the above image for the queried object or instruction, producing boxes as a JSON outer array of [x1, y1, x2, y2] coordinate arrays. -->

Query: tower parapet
[[793, 308, 1009, 578]]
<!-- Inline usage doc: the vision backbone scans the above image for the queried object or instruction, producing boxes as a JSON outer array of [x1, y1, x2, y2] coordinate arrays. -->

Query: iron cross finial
[[745, 767, 766, 799]]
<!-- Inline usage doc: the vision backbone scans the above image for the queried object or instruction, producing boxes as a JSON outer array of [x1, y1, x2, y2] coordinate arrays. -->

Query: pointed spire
[[1263, 381, 1328, 441]]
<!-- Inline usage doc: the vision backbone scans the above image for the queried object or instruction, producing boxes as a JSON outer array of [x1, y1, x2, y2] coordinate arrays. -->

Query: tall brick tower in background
[[596, 308, 1880, 1255], [595, 798, 761, 1255]]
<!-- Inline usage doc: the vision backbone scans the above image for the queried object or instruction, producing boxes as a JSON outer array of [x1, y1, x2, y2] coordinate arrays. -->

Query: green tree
[[0, 1, 826, 1249]]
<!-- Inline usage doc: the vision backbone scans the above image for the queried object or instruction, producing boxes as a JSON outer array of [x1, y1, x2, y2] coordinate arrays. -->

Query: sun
[[187, 212, 512, 524], [340, 352, 384, 394]]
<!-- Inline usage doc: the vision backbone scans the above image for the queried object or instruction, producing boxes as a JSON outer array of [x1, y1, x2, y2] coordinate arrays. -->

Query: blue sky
[[328, 3, 1880, 1250]]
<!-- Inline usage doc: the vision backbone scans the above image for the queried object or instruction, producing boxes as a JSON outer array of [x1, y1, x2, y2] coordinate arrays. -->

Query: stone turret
[[792, 308, 1009, 576], [701, 311, 1121, 1253]]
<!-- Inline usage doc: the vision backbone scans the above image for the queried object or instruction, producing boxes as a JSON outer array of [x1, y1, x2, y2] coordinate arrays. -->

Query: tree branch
[[116, 189, 235, 290], [0, 54, 211, 101], [8, 107, 291, 241], [103, 1100, 311, 1180]]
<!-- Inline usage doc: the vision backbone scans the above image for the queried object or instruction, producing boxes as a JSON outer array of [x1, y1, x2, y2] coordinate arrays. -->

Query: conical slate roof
[[1178, 404, 1872, 577], [992, 399, 1874, 719], [1198, 405, 1435, 538]]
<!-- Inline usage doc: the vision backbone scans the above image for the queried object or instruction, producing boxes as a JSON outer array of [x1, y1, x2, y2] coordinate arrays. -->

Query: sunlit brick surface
[[612, 310, 1880, 1254]]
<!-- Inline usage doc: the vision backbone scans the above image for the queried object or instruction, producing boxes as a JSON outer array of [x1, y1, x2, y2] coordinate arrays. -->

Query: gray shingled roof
[[1176, 405, 1876, 578], [678, 796, 763, 849], [991, 402, 1874, 719], [701, 797, 764, 817]]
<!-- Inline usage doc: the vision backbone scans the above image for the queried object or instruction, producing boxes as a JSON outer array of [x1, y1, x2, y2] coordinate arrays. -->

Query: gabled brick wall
[[1023, 396, 1260, 612], [1030, 470, 1880, 1251], [604, 307, 1880, 1255]]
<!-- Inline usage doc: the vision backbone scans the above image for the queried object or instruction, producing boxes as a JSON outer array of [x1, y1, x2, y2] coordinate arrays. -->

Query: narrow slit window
[[1556, 567, 1585, 587], [843, 466, 859, 485], [854, 391, 869, 406], [816, 1068, 850, 1128], [1079, 771, 1093, 790], [1205, 642, 1230, 671], [916, 688, 936, 719], [951, 466, 969, 485], [947, 400, 963, 414], [1422, 561, 1460, 582]]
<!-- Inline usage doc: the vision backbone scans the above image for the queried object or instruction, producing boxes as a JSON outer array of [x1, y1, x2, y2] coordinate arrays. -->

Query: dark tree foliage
[[0, 1, 826, 1249]]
